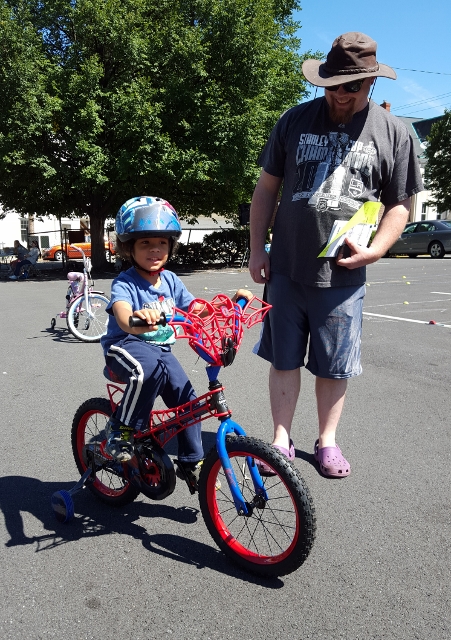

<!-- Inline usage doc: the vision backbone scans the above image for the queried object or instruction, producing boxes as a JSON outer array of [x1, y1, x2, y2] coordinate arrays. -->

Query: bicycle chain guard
[[125, 443, 176, 501]]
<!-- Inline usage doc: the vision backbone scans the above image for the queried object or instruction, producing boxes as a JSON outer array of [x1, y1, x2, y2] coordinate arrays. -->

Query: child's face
[[132, 236, 169, 272]]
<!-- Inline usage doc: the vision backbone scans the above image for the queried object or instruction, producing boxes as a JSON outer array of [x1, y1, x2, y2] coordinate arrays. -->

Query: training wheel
[[51, 490, 75, 523], [50, 317, 56, 330]]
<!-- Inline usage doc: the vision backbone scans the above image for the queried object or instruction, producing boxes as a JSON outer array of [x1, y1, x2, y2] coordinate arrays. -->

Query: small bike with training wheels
[[50, 245, 110, 343], [51, 294, 316, 577]]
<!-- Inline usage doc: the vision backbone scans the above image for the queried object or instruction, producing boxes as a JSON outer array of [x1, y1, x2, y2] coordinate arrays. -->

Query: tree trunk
[[89, 212, 108, 271]]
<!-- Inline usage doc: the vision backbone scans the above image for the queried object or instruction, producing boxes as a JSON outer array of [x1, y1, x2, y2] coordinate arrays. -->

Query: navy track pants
[[105, 335, 204, 463]]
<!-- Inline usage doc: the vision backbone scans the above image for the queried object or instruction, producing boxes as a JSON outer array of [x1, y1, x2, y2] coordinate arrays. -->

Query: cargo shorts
[[253, 272, 365, 379]]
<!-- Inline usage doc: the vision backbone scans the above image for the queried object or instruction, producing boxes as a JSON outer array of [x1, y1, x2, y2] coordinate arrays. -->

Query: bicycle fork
[[216, 419, 269, 516], [207, 371, 269, 515]]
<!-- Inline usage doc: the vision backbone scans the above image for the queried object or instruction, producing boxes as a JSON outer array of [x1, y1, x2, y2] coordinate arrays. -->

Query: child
[[101, 196, 250, 489]]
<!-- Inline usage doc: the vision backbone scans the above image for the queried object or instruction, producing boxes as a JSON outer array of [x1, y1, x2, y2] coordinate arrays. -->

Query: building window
[[421, 203, 427, 214], [421, 214, 426, 221], [20, 218, 27, 243]]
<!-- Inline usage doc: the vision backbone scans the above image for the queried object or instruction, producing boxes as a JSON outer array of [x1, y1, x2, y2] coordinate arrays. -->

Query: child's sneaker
[[175, 460, 221, 492], [175, 459, 204, 492], [104, 418, 134, 462]]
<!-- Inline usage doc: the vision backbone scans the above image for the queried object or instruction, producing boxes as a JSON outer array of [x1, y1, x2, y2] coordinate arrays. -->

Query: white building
[[0, 208, 235, 253], [0, 211, 90, 252]]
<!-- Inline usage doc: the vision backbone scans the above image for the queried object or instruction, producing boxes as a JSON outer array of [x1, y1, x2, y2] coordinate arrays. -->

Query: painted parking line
[[362, 312, 451, 328], [431, 291, 451, 295], [365, 297, 451, 309]]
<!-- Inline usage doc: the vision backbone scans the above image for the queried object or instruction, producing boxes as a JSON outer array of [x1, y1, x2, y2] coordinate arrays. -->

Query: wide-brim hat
[[302, 32, 396, 87]]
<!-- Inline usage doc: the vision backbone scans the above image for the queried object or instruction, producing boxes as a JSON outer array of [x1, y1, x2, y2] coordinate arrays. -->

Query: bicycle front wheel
[[198, 436, 316, 577], [66, 293, 109, 342]]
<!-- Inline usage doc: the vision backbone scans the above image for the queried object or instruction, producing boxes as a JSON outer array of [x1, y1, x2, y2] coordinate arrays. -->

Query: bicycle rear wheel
[[66, 293, 109, 342], [71, 398, 140, 506], [198, 436, 316, 577]]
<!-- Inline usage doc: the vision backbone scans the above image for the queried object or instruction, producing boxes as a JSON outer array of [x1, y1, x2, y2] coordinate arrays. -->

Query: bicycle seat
[[103, 366, 126, 384]]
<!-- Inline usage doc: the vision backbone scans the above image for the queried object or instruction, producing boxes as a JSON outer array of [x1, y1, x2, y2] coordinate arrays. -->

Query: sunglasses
[[326, 79, 365, 93]]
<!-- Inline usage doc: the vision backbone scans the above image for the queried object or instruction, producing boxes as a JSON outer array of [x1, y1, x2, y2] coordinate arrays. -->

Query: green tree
[[424, 110, 451, 214], [0, 0, 313, 267]]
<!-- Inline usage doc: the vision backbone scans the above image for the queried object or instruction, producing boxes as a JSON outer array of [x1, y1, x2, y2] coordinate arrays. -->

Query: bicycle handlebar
[[69, 244, 85, 257], [129, 298, 248, 329], [127, 295, 270, 366], [128, 312, 167, 328]]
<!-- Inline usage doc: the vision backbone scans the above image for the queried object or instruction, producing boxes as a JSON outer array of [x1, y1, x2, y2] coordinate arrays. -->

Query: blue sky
[[294, 1, 451, 120]]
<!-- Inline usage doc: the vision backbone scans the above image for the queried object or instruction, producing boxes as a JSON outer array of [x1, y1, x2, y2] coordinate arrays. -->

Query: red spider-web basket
[[168, 294, 271, 367]]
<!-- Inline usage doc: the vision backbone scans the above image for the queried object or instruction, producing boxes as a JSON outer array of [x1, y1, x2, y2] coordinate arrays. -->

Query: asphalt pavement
[[0, 258, 450, 640]]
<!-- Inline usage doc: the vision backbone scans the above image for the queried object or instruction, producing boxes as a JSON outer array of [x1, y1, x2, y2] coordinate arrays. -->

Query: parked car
[[42, 241, 115, 261], [387, 220, 451, 258]]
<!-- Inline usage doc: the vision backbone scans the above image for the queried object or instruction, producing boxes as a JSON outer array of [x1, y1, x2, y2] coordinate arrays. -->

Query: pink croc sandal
[[257, 440, 295, 476], [314, 439, 350, 478]]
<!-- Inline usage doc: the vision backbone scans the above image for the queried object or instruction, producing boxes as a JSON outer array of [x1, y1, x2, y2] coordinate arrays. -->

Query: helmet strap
[[131, 256, 165, 277], [133, 264, 165, 276]]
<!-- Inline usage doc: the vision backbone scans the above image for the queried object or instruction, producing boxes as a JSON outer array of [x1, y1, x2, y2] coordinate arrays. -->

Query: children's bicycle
[[50, 245, 110, 342], [51, 295, 316, 577]]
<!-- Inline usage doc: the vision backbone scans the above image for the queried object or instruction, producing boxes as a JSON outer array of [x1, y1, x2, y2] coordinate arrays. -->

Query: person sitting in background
[[9, 240, 28, 271], [9, 240, 40, 280]]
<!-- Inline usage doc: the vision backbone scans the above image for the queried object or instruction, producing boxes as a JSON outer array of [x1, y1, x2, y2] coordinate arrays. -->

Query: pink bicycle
[[50, 245, 110, 342], [52, 294, 316, 577]]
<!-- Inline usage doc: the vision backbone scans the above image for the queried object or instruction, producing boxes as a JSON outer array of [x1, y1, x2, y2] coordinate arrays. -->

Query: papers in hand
[[318, 201, 382, 258], [322, 220, 375, 258]]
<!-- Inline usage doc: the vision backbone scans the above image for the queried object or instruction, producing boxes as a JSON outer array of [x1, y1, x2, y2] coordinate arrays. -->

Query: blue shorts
[[254, 273, 365, 379]]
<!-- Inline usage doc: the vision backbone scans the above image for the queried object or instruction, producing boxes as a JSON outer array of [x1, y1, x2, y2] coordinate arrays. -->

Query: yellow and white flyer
[[318, 201, 382, 258]]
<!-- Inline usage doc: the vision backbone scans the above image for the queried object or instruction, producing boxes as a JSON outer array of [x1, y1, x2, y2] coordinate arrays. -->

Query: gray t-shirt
[[259, 98, 423, 287]]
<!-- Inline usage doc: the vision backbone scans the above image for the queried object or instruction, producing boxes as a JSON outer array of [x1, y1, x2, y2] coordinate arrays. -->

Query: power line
[[392, 66, 451, 76], [392, 91, 451, 112], [401, 102, 451, 116]]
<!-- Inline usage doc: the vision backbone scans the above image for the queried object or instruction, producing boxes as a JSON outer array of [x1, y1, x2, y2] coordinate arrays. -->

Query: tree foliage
[[424, 110, 451, 213], [0, 0, 312, 266]]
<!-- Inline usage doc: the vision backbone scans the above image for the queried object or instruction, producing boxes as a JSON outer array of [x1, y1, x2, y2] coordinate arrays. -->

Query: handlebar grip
[[128, 312, 167, 328], [235, 297, 248, 309]]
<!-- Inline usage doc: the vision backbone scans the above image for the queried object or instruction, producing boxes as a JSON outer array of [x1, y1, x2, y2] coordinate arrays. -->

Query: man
[[249, 32, 423, 477]]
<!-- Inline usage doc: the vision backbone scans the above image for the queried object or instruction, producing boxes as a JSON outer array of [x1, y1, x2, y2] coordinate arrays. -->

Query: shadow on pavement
[[0, 474, 283, 587]]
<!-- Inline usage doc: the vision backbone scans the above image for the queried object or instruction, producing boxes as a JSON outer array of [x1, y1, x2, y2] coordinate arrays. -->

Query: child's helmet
[[115, 196, 182, 242]]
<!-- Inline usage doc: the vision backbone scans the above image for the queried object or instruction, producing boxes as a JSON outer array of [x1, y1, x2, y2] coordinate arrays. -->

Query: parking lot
[[1, 257, 450, 640]]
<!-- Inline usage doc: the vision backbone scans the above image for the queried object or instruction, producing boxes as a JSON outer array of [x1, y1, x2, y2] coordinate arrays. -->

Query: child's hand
[[132, 307, 162, 332], [232, 289, 253, 303]]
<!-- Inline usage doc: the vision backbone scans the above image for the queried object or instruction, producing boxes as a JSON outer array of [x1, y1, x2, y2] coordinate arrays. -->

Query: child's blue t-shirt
[[100, 268, 194, 356]]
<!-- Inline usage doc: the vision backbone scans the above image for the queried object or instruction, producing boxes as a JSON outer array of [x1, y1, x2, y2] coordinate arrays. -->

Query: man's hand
[[335, 238, 382, 269], [337, 199, 410, 270], [248, 249, 270, 284]]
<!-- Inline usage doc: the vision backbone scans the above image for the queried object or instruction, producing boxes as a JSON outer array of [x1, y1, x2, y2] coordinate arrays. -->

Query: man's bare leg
[[269, 366, 300, 449], [315, 377, 347, 448]]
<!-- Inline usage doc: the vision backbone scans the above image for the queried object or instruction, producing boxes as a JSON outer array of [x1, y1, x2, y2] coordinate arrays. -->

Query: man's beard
[[328, 102, 355, 124]]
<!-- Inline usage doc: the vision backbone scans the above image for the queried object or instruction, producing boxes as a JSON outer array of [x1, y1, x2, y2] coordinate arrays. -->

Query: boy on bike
[[101, 196, 250, 489]]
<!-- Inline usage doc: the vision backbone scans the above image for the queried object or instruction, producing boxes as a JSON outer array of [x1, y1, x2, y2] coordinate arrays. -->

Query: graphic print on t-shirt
[[140, 295, 177, 343], [292, 131, 377, 213]]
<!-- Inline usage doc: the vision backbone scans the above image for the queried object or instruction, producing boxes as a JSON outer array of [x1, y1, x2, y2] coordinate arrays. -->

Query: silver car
[[387, 220, 451, 258]]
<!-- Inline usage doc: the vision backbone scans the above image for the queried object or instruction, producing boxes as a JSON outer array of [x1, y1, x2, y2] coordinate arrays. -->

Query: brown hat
[[302, 32, 396, 87]]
